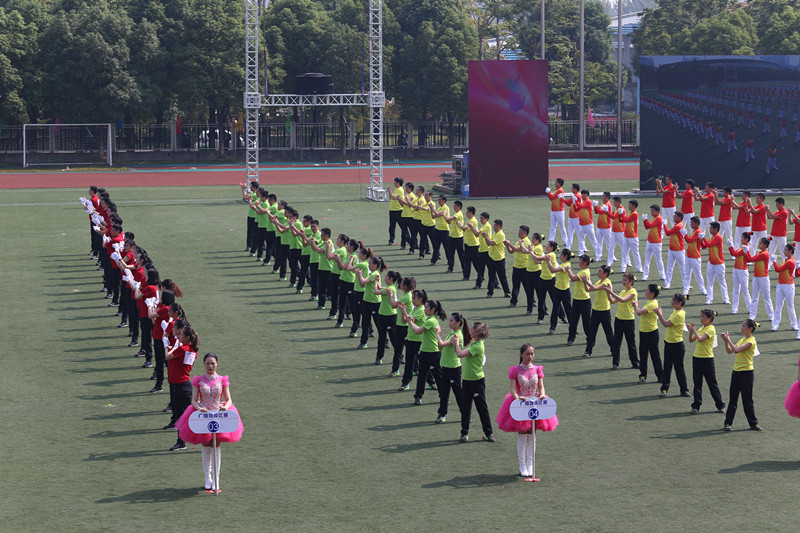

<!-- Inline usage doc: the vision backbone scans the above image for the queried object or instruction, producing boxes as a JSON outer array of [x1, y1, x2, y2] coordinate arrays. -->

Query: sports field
[[2, 174, 799, 531]]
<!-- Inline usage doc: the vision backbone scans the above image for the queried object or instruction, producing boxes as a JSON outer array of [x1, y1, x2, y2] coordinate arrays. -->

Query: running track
[[0, 159, 638, 189]]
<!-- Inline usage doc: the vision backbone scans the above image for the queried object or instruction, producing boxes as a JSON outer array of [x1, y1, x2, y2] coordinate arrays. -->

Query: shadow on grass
[[68, 366, 139, 374], [314, 362, 374, 371], [551, 367, 618, 378], [627, 411, 694, 421], [592, 395, 663, 405], [61, 334, 121, 342], [95, 487, 203, 503], [83, 377, 146, 387], [57, 325, 111, 332], [327, 375, 394, 385], [366, 420, 436, 431], [64, 345, 126, 353], [343, 402, 415, 412], [575, 381, 641, 391], [88, 428, 166, 439], [334, 389, 399, 398], [77, 391, 149, 401], [718, 460, 800, 474], [650, 429, 722, 440], [86, 449, 187, 462], [421, 473, 519, 489], [376, 439, 462, 454], [59, 314, 113, 321], [84, 411, 164, 421]]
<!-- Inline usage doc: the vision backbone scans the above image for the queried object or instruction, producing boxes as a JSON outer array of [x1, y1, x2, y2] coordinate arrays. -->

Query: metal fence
[[0, 119, 639, 153]]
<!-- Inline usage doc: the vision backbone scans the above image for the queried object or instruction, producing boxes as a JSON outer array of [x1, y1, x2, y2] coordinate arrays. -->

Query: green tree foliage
[[508, 0, 623, 115], [757, 3, 800, 54], [671, 10, 758, 55], [0, 7, 35, 123]]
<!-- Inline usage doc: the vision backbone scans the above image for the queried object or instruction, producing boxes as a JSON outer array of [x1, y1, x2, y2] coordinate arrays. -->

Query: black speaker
[[295, 73, 334, 95]]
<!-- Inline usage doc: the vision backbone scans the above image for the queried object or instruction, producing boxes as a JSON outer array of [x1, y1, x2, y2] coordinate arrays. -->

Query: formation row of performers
[[80, 187, 242, 493], [238, 183, 764, 441]]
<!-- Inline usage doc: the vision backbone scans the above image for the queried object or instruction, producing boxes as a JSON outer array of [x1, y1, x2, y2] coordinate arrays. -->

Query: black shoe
[[170, 442, 187, 451], [115, 311, 123, 316], [150, 372, 157, 380], [142, 361, 153, 368], [162, 404, 172, 412], [149, 386, 163, 393], [163, 422, 175, 430], [128, 341, 139, 348], [134, 349, 145, 357], [483, 434, 496, 442], [118, 322, 127, 328]]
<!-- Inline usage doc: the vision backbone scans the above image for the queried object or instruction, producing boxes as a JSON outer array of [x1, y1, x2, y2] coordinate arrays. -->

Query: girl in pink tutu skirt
[[175, 353, 243, 492], [496, 343, 558, 478], [784, 354, 800, 418]]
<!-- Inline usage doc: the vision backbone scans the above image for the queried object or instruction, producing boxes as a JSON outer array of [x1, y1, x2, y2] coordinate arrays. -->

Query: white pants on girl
[[769, 235, 787, 259], [719, 220, 733, 243], [596, 227, 614, 265], [731, 268, 751, 314], [749, 276, 774, 321], [549, 211, 567, 243], [772, 283, 798, 330], [665, 250, 686, 291], [684, 257, 706, 295], [612, 232, 627, 268], [577, 224, 599, 259], [705, 262, 729, 304], [643, 242, 665, 280], [734, 225, 751, 244], [623, 237, 643, 272]]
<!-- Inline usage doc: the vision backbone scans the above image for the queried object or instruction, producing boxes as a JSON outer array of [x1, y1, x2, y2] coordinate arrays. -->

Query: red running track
[[0, 160, 638, 189]]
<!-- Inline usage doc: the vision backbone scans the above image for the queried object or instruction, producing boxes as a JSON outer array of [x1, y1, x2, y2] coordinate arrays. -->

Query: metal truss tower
[[244, 0, 387, 201]]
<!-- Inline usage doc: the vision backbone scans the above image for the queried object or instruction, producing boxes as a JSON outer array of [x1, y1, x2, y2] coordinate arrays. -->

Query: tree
[[392, 0, 477, 149], [507, 0, 622, 117], [757, 5, 800, 54], [671, 10, 758, 55], [0, 7, 36, 123]]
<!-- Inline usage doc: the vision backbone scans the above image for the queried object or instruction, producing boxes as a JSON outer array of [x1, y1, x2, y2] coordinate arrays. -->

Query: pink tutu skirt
[[495, 393, 559, 433], [176, 404, 244, 444], [785, 381, 800, 418]]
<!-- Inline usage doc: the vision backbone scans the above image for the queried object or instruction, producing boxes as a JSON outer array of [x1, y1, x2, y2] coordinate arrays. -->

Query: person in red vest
[[771, 244, 797, 332], [748, 192, 769, 242], [655, 175, 677, 234], [728, 232, 752, 315], [766, 197, 789, 260], [700, 222, 730, 305], [642, 204, 665, 282], [546, 178, 567, 244]]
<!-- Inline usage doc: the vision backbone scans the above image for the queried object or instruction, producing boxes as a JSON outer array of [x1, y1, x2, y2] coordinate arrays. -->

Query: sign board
[[188, 410, 240, 434], [509, 397, 557, 421]]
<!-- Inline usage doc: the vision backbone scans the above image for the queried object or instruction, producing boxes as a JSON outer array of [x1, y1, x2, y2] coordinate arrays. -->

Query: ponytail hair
[[547, 240, 559, 252], [700, 309, 716, 322], [386, 270, 401, 284], [744, 318, 758, 332], [360, 246, 375, 259], [579, 254, 592, 266], [531, 232, 542, 243], [146, 268, 161, 287], [471, 321, 490, 340], [169, 302, 186, 321], [599, 265, 612, 276], [161, 290, 176, 307], [161, 279, 183, 298], [181, 326, 199, 352], [370, 256, 387, 272], [337, 233, 349, 244], [561, 249, 573, 260], [741, 232, 751, 242], [401, 276, 416, 292], [787, 243, 796, 255], [647, 283, 660, 297], [412, 289, 428, 304], [622, 273, 635, 284], [347, 238, 358, 251], [672, 293, 686, 307], [451, 312, 471, 343], [426, 299, 447, 320], [760, 237, 771, 247]]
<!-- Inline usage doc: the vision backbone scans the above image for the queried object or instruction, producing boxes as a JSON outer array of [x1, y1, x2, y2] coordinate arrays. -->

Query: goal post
[[22, 123, 113, 167]]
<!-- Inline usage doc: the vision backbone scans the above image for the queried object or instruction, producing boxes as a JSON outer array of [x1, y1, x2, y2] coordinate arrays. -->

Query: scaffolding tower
[[243, 0, 387, 201]]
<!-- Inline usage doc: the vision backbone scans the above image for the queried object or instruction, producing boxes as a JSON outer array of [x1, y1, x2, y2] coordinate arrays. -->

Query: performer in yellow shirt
[[719, 319, 761, 431]]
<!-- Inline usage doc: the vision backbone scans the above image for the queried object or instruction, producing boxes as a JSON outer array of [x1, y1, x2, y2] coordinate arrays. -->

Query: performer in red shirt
[[620, 200, 643, 273], [608, 197, 627, 269], [700, 222, 730, 305], [165, 325, 199, 451], [766, 197, 789, 259], [546, 178, 567, 244], [745, 237, 775, 322], [655, 175, 677, 232], [732, 190, 752, 244], [683, 216, 707, 298], [715, 186, 734, 243], [728, 232, 752, 315], [679, 179, 695, 216], [562, 183, 584, 251], [771, 244, 797, 332], [695, 181, 716, 234], [748, 192, 768, 241], [573, 189, 599, 260], [594, 192, 615, 266], [642, 204, 665, 281], [664, 211, 687, 293]]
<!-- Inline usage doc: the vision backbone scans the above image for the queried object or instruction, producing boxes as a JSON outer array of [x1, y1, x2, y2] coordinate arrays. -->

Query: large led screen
[[640, 55, 800, 189], [468, 60, 548, 197]]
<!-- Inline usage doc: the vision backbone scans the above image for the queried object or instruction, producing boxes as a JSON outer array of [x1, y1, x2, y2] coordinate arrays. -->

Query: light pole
[[578, 0, 585, 151], [617, 0, 623, 151]]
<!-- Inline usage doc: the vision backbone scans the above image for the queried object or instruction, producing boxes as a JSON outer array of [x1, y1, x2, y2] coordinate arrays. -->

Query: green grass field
[[2, 181, 800, 532]]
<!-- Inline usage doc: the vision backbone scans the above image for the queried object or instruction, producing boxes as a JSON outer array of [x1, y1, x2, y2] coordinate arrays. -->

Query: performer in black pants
[[566, 254, 593, 344], [398, 182, 416, 250], [457, 206, 480, 281], [469, 212, 492, 289], [542, 248, 574, 334], [580, 265, 615, 357], [686, 310, 725, 413], [482, 219, 512, 297], [654, 293, 689, 397], [720, 319, 760, 430], [451, 323, 494, 442], [443, 200, 466, 274], [634, 284, 663, 383], [605, 273, 640, 369], [388, 177, 404, 245], [240, 180, 259, 252]]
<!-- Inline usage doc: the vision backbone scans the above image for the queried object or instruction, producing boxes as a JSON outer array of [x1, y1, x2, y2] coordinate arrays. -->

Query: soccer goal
[[22, 123, 113, 167]]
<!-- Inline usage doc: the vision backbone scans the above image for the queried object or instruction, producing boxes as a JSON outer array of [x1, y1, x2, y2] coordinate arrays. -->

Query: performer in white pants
[[683, 217, 707, 297], [716, 187, 734, 243], [745, 236, 774, 322], [655, 176, 677, 237], [642, 205, 665, 281], [594, 192, 615, 266], [771, 244, 798, 331], [732, 190, 752, 244], [546, 178, 567, 244], [700, 222, 730, 305], [621, 200, 643, 273], [609, 197, 627, 268], [748, 192, 768, 242], [766, 197, 789, 259], [728, 233, 752, 314], [664, 212, 687, 292], [573, 190, 599, 259], [562, 184, 583, 251], [696, 182, 716, 235]]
